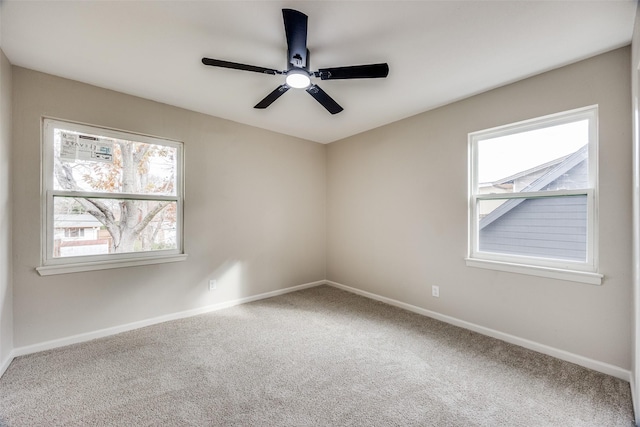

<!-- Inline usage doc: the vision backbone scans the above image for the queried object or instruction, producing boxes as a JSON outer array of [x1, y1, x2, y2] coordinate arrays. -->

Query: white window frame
[[37, 118, 187, 276], [466, 106, 602, 285]]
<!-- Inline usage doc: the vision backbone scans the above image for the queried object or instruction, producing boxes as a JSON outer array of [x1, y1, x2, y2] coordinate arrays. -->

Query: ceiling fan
[[201, 8, 389, 114]]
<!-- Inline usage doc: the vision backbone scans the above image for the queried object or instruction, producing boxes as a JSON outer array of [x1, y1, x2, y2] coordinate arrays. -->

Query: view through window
[[42, 119, 184, 269], [469, 106, 597, 271]]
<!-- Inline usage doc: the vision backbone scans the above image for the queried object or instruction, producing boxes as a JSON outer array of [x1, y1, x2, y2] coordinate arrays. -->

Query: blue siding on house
[[478, 149, 589, 262], [479, 194, 587, 261]]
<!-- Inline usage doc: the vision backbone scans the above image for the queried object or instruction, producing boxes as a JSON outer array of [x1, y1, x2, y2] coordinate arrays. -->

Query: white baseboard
[[0, 351, 13, 378], [4, 279, 632, 385], [631, 376, 639, 427], [9, 280, 325, 361], [326, 280, 632, 382]]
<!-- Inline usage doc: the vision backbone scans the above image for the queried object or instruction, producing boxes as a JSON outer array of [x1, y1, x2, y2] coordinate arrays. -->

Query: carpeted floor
[[0, 285, 634, 426]]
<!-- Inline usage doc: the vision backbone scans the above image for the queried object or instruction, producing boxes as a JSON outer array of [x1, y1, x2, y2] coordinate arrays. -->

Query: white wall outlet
[[209, 280, 217, 291], [432, 285, 440, 298]]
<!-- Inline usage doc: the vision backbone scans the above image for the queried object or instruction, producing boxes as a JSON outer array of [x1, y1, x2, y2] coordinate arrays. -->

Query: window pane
[[477, 195, 587, 262], [53, 129, 177, 196], [53, 197, 177, 258], [477, 120, 589, 194]]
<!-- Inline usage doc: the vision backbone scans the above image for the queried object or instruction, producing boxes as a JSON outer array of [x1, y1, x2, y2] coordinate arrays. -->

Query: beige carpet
[[0, 285, 634, 426]]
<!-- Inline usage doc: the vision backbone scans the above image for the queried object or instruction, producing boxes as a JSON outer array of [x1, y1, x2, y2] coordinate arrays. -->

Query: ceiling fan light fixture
[[285, 69, 311, 89]]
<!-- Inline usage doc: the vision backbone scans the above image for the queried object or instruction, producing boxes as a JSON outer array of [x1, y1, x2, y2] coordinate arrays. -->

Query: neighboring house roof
[[479, 145, 588, 230], [478, 154, 570, 190], [54, 214, 103, 228]]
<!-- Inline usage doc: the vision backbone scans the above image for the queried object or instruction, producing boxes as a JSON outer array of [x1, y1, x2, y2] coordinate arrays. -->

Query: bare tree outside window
[[46, 122, 182, 260]]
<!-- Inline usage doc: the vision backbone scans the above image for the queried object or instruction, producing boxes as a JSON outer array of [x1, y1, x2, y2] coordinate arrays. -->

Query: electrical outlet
[[209, 280, 217, 291], [432, 285, 439, 298]]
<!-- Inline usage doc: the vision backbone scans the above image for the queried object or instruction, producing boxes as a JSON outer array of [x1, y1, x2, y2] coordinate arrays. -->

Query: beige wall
[[0, 48, 13, 366], [11, 67, 327, 348], [327, 47, 632, 369]]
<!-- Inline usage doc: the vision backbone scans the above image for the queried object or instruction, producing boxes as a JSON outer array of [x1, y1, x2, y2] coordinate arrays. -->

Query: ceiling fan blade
[[282, 9, 308, 69], [306, 84, 343, 114], [316, 63, 389, 80], [202, 58, 280, 75], [254, 85, 290, 109]]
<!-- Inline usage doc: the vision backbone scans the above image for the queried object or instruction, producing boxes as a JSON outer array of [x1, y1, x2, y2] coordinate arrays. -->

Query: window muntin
[[468, 106, 597, 273], [41, 118, 184, 269]]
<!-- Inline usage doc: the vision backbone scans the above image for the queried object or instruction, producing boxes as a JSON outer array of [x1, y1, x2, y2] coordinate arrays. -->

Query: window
[[38, 118, 186, 275], [467, 106, 602, 284], [64, 228, 84, 238]]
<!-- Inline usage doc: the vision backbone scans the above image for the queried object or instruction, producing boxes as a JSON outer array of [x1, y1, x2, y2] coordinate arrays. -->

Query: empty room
[[1, 1, 640, 425]]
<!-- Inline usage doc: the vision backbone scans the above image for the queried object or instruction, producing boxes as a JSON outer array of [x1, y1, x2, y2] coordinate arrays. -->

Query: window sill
[[36, 254, 188, 276], [465, 258, 603, 285]]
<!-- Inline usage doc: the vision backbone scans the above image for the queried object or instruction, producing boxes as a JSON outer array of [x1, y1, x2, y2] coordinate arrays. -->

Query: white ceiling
[[1, 1, 636, 143]]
